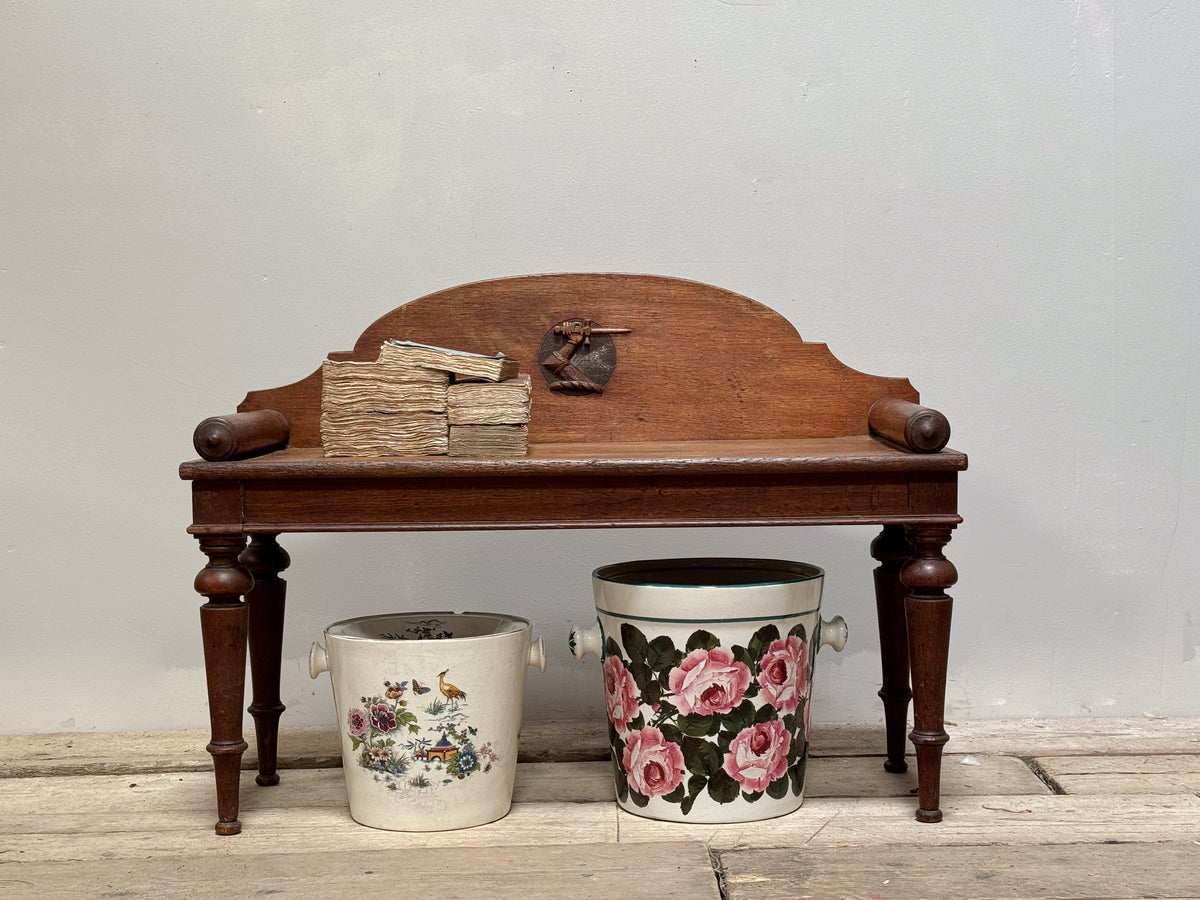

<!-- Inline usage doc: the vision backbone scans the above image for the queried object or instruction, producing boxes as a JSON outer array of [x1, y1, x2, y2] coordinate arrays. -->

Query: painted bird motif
[[437, 670, 467, 708], [410, 678, 431, 695]]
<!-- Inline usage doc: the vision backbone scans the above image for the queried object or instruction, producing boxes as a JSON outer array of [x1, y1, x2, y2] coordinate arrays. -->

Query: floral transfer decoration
[[603, 622, 812, 814], [345, 668, 499, 796]]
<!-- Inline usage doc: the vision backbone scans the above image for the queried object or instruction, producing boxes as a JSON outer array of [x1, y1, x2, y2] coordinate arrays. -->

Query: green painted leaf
[[789, 755, 807, 796], [660, 722, 683, 746], [648, 635, 679, 670], [681, 736, 721, 776], [766, 773, 791, 800], [679, 713, 720, 738], [755, 702, 778, 724], [641, 679, 662, 706], [731, 645, 754, 667], [606, 637, 623, 659], [621, 623, 651, 665], [707, 768, 741, 804], [787, 622, 808, 642], [747, 624, 782, 662], [680, 794, 696, 816], [722, 699, 757, 734], [741, 790, 763, 803], [628, 657, 653, 692], [663, 782, 687, 804], [629, 787, 650, 808], [614, 761, 629, 802], [685, 629, 721, 652]]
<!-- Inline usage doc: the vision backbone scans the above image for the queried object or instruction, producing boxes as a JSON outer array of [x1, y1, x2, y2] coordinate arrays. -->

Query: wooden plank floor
[[1, 718, 1198, 899]]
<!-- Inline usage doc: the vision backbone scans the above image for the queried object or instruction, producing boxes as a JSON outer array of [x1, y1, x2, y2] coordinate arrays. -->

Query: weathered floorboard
[[5, 802, 618, 862], [1, 841, 722, 900], [717, 841, 1200, 900], [0, 763, 617, 815], [5, 718, 1198, 778], [0, 720, 610, 778], [1035, 754, 1200, 795], [3, 720, 1199, 899], [617, 793, 1200, 850]]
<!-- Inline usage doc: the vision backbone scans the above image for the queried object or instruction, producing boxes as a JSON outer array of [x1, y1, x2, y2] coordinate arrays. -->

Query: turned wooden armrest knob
[[868, 398, 951, 453], [193, 410, 290, 461]]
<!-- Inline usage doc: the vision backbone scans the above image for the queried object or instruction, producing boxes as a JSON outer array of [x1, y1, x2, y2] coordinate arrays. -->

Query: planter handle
[[308, 641, 329, 678], [528, 635, 547, 671], [568, 621, 603, 660], [819, 615, 848, 653]]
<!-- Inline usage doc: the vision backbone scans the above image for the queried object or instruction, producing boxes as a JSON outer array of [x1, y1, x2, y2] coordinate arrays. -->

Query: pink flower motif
[[668, 646, 752, 716], [621, 726, 686, 798], [757, 635, 809, 715], [369, 702, 397, 733], [347, 707, 369, 737], [604, 655, 640, 734], [722, 719, 791, 793]]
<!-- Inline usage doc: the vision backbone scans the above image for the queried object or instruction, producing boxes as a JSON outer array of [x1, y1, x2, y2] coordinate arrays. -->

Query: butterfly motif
[[410, 678, 432, 695]]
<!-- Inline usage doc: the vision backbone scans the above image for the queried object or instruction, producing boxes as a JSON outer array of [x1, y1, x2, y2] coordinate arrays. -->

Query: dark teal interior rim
[[593, 557, 824, 588]]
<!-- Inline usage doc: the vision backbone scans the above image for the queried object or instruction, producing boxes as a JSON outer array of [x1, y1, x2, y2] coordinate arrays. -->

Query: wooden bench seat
[[181, 273, 966, 835]]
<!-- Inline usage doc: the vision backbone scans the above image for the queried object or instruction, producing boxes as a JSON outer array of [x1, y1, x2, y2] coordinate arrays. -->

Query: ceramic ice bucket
[[310, 611, 546, 831], [570, 558, 846, 824]]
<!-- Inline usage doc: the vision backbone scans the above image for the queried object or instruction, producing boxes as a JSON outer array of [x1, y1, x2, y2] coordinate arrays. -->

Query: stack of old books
[[321, 340, 530, 457]]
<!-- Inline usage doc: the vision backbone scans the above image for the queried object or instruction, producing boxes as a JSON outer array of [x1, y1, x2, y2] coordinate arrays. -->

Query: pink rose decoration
[[757, 635, 808, 715], [621, 727, 686, 798], [722, 719, 791, 793], [604, 655, 640, 733], [668, 647, 752, 716], [347, 708, 369, 737]]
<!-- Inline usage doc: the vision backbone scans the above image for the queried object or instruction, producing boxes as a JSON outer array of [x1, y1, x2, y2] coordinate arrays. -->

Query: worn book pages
[[447, 374, 533, 426], [320, 341, 528, 457], [321, 358, 449, 414], [380, 340, 519, 382], [320, 411, 449, 457], [448, 424, 529, 457]]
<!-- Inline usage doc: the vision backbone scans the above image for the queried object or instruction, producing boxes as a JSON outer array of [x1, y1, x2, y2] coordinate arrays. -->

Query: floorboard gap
[[1025, 757, 1067, 794]]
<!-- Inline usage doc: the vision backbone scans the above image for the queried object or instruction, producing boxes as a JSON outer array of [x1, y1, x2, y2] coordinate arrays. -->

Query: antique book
[[321, 411, 449, 457], [380, 340, 519, 383], [321, 357, 449, 414], [446, 374, 533, 426], [448, 424, 529, 457]]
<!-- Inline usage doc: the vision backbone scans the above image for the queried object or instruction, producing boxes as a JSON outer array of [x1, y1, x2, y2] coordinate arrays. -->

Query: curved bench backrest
[[239, 273, 917, 447]]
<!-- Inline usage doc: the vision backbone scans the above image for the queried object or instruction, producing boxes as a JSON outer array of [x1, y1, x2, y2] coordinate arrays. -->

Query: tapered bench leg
[[195, 533, 252, 835], [242, 534, 290, 787], [902, 524, 957, 823], [871, 525, 914, 774]]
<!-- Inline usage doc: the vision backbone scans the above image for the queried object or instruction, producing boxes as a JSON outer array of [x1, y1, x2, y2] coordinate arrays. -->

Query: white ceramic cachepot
[[310, 611, 545, 831], [570, 558, 846, 824]]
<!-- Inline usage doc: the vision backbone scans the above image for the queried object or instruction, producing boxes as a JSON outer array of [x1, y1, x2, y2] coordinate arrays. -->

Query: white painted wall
[[3, 2, 1197, 735]]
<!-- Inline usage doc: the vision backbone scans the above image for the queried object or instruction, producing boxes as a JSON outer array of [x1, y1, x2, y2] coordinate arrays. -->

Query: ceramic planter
[[310, 611, 545, 831], [570, 558, 846, 824]]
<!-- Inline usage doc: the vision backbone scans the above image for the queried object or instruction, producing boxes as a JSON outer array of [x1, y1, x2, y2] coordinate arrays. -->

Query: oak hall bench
[[181, 273, 966, 835]]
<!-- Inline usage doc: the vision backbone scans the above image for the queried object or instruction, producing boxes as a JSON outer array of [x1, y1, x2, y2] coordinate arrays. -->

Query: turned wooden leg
[[195, 533, 253, 835], [871, 525, 913, 774], [241, 534, 290, 788], [902, 524, 956, 823]]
